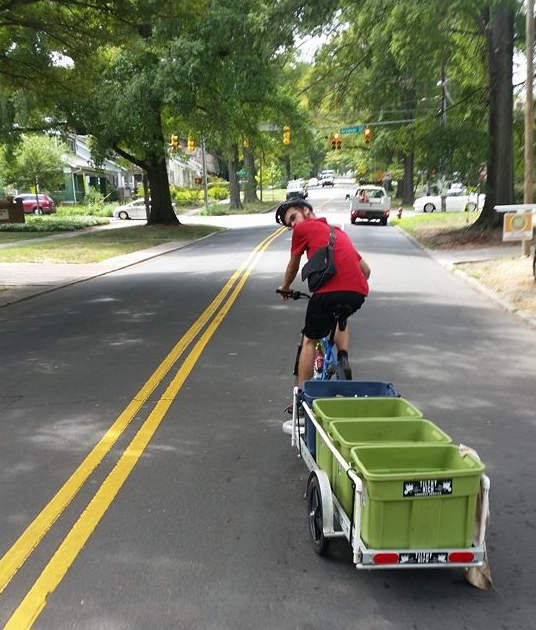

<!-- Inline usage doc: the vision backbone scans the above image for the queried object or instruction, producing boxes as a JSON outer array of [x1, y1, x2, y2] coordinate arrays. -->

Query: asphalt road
[[0, 184, 535, 629]]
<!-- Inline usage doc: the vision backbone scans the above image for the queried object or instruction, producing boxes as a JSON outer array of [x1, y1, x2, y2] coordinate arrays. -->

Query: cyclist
[[276, 199, 370, 387]]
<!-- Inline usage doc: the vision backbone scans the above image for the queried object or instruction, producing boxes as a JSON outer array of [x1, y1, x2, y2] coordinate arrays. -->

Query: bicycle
[[276, 288, 354, 383]]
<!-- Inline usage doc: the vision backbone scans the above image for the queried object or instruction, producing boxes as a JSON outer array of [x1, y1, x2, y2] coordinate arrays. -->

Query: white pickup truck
[[347, 185, 390, 225]]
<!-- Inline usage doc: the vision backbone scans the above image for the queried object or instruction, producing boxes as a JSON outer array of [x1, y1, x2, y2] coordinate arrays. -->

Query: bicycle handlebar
[[276, 288, 311, 300]]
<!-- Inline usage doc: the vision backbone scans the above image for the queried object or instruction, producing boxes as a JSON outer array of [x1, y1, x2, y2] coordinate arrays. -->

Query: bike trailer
[[288, 387, 490, 575]]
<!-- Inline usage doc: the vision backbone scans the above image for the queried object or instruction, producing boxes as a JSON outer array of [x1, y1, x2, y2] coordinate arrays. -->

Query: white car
[[347, 185, 390, 225], [113, 198, 150, 220], [113, 198, 177, 220], [285, 180, 308, 200], [307, 177, 319, 187], [413, 191, 485, 213]]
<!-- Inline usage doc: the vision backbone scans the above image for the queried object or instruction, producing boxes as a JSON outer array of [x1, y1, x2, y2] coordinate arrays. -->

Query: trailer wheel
[[306, 475, 329, 555]]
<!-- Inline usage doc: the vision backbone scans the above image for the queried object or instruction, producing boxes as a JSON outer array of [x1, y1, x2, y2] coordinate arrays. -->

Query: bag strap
[[328, 225, 336, 248]]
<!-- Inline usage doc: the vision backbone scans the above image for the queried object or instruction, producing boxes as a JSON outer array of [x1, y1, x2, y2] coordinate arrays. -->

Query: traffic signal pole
[[524, 0, 534, 256]]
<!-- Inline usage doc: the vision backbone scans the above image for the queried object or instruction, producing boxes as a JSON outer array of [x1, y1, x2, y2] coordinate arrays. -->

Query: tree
[[472, 3, 516, 229], [2, 133, 66, 192]]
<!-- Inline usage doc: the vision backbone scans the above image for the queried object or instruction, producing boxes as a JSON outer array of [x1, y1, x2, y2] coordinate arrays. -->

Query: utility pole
[[524, 0, 534, 256], [201, 139, 209, 212], [439, 61, 447, 212]]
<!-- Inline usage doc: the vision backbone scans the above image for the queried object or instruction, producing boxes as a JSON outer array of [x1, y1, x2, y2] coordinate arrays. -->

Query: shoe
[[337, 351, 352, 380], [284, 403, 304, 418], [282, 419, 304, 435]]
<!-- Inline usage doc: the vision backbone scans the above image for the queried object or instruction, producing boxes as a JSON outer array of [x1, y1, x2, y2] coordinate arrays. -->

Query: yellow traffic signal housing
[[171, 134, 179, 152], [334, 132, 342, 150], [364, 126, 372, 143], [283, 125, 290, 145], [187, 135, 195, 151]]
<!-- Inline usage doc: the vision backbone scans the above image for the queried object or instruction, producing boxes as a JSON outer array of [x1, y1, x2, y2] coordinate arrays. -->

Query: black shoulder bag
[[301, 225, 337, 292]]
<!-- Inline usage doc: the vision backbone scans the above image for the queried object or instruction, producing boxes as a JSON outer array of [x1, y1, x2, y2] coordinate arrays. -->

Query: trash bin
[[301, 380, 400, 460], [327, 419, 451, 515], [350, 444, 485, 549], [313, 396, 422, 477]]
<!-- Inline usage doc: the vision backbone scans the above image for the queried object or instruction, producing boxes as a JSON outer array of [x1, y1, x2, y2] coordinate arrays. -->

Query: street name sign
[[340, 125, 364, 135]]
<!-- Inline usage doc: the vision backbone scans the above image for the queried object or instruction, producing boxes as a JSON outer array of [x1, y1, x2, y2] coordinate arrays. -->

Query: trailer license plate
[[402, 479, 453, 497], [399, 552, 448, 565]]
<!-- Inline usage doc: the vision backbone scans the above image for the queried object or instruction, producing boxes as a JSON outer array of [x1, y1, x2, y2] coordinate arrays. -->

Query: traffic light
[[334, 133, 341, 150], [364, 126, 372, 143], [187, 135, 194, 151], [283, 125, 290, 145], [170, 134, 179, 152]]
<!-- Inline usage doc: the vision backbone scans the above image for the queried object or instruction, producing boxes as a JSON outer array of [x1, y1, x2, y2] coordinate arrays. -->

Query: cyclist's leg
[[334, 324, 352, 379], [297, 335, 316, 387], [334, 323, 349, 353], [326, 292, 366, 380], [300, 294, 332, 387]]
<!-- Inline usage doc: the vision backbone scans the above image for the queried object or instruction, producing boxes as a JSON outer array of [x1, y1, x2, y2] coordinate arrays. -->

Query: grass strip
[[0, 224, 222, 264], [391, 211, 505, 249]]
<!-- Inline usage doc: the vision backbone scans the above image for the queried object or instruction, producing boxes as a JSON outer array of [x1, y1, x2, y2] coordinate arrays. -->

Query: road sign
[[340, 125, 364, 135], [258, 122, 279, 132], [237, 169, 249, 177], [502, 211, 533, 241]]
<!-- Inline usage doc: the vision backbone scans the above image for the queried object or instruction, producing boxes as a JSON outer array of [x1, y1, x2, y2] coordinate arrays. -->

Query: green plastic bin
[[327, 419, 452, 515], [312, 397, 423, 483], [350, 444, 485, 550]]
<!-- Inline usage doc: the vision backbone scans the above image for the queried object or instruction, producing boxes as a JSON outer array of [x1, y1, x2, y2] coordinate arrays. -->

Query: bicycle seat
[[332, 304, 355, 331]]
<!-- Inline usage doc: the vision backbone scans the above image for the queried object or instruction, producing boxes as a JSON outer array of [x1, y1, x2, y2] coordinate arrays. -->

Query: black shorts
[[303, 291, 366, 340]]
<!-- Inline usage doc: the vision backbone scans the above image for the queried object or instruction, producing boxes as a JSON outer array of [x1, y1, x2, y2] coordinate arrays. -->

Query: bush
[[0, 215, 109, 232], [170, 186, 203, 206], [208, 186, 228, 200], [56, 202, 114, 218]]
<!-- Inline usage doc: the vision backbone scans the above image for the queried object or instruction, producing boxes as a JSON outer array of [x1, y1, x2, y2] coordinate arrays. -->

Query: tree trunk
[[146, 153, 179, 225], [402, 153, 414, 205], [243, 148, 259, 203], [473, 6, 514, 230], [228, 143, 242, 211]]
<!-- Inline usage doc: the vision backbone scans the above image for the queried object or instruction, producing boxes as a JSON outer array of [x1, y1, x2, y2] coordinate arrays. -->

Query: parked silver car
[[113, 199, 177, 220], [113, 198, 150, 220]]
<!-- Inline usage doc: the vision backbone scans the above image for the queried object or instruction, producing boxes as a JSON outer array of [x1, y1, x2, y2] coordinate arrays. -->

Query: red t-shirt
[[291, 217, 369, 295]]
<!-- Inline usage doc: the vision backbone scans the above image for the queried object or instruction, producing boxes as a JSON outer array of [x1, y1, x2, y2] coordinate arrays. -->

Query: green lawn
[[391, 211, 478, 233], [0, 224, 222, 263]]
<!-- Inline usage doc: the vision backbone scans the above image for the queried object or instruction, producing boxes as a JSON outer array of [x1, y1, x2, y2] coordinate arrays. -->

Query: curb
[[396, 226, 536, 330], [0, 231, 219, 309]]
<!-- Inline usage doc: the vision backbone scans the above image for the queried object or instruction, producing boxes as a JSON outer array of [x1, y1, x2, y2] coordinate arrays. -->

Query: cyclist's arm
[[279, 253, 301, 291], [360, 258, 371, 279]]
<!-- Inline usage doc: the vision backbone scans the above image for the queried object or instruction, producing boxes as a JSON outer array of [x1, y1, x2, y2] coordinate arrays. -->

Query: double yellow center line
[[1, 226, 286, 629]]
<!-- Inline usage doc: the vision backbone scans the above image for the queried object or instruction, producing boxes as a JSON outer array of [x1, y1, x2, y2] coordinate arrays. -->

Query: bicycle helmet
[[275, 199, 313, 226]]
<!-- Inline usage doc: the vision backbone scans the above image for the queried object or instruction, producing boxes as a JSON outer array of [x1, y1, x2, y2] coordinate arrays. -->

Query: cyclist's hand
[[277, 286, 292, 300]]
